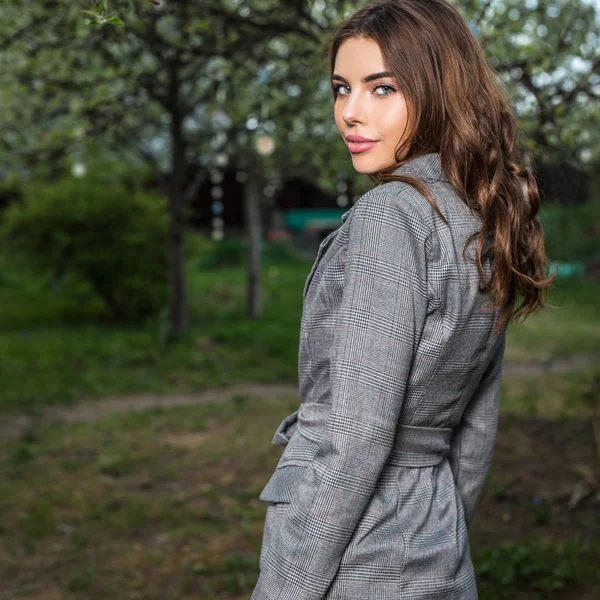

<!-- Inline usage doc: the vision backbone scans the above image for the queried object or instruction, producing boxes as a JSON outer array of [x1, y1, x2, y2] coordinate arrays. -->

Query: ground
[[1, 378, 598, 599]]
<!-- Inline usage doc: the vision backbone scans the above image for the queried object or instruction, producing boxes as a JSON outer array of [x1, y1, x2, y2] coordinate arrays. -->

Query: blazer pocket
[[258, 463, 309, 504], [271, 408, 300, 446]]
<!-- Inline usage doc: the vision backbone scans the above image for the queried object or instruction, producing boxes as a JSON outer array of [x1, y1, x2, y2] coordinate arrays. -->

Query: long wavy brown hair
[[327, 0, 556, 335]]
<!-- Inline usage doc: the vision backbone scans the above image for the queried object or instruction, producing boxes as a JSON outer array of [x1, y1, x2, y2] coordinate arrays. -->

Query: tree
[[0, 0, 339, 334], [458, 0, 600, 164], [0, 0, 598, 335]]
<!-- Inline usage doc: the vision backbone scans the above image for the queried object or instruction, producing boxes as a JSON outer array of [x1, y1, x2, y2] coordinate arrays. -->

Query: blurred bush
[[0, 176, 23, 213], [197, 237, 246, 269], [540, 200, 600, 262], [184, 231, 215, 264], [262, 239, 300, 264], [196, 237, 299, 269], [1, 177, 168, 322]]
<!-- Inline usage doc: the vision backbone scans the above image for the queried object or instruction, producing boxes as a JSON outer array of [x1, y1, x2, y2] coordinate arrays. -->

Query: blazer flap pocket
[[271, 408, 300, 446], [258, 463, 308, 504]]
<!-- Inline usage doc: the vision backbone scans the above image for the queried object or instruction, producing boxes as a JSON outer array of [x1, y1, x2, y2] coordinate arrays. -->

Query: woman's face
[[332, 37, 410, 174]]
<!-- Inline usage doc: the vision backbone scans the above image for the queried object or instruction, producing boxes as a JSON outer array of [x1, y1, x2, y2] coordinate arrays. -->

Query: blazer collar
[[341, 153, 449, 222], [392, 152, 450, 183]]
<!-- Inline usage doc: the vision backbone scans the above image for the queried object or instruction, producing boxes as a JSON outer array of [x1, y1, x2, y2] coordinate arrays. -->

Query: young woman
[[252, 1, 555, 598]]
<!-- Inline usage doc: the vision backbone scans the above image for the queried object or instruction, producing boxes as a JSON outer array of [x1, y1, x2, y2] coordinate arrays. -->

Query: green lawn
[[0, 248, 598, 413], [0, 257, 309, 412], [504, 276, 600, 360]]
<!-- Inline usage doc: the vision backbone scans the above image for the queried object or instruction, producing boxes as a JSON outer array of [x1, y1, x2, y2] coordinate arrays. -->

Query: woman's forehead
[[333, 38, 389, 79]]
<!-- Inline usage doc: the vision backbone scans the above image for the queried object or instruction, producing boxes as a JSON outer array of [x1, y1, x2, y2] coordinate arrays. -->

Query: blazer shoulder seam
[[349, 182, 434, 240]]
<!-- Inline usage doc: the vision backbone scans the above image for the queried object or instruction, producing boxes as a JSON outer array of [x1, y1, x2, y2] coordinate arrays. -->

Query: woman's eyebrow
[[331, 71, 395, 84]]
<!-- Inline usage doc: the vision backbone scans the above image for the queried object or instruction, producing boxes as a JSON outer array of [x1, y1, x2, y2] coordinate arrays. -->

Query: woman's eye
[[333, 84, 350, 96], [374, 84, 396, 95]]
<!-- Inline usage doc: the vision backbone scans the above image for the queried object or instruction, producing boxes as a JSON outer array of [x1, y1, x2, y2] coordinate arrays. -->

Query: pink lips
[[345, 135, 379, 154]]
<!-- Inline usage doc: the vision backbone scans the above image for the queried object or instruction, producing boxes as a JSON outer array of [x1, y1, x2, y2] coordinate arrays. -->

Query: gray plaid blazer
[[251, 153, 507, 599]]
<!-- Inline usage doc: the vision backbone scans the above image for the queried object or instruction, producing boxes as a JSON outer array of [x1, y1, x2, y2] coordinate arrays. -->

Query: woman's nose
[[342, 92, 366, 126]]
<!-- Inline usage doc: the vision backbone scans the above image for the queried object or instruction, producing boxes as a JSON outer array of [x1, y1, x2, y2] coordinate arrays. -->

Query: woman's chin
[[350, 155, 385, 174]]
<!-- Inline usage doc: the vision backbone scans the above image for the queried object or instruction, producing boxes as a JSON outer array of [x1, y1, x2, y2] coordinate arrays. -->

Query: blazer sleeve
[[251, 187, 432, 600], [448, 330, 506, 531]]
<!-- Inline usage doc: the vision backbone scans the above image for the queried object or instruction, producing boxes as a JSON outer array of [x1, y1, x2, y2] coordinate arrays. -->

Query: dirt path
[[2, 354, 597, 439], [1, 383, 299, 439], [504, 353, 598, 375], [44, 382, 299, 423]]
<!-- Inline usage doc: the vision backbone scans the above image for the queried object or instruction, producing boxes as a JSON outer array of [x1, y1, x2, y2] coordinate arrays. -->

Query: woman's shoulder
[[347, 180, 436, 239], [355, 179, 430, 209]]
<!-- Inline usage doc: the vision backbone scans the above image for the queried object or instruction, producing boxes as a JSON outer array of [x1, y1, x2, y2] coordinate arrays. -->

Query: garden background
[[0, 1, 598, 598]]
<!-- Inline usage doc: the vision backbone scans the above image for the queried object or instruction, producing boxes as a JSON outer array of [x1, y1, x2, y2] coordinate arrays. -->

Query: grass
[[0, 394, 298, 599], [500, 367, 598, 418], [1, 393, 598, 599], [0, 240, 598, 413], [0, 254, 310, 412], [474, 538, 593, 599], [504, 276, 600, 360]]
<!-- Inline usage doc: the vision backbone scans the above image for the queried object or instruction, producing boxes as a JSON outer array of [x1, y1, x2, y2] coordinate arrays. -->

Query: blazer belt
[[289, 404, 452, 469], [385, 423, 452, 468]]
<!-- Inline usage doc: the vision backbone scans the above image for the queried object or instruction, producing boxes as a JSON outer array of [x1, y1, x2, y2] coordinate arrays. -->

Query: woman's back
[[254, 153, 506, 599]]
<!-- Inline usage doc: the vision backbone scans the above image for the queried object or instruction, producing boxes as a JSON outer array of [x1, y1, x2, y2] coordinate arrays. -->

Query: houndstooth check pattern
[[251, 153, 507, 599]]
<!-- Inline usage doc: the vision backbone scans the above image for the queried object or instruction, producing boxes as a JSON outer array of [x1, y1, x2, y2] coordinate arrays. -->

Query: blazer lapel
[[302, 229, 337, 299], [302, 206, 355, 299]]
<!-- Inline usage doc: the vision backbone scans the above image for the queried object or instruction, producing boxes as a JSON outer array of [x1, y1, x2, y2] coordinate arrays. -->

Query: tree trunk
[[244, 169, 263, 319], [167, 195, 189, 334], [167, 63, 189, 335]]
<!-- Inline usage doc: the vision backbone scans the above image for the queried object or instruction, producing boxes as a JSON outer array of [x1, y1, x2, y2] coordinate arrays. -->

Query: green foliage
[[474, 539, 583, 598], [0, 176, 24, 213], [262, 239, 300, 264], [0, 249, 597, 411], [0, 246, 313, 410], [184, 232, 215, 263], [197, 238, 246, 269], [539, 200, 600, 262], [81, 0, 131, 26], [197, 237, 300, 270], [1, 177, 168, 322], [82, 10, 124, 27]]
